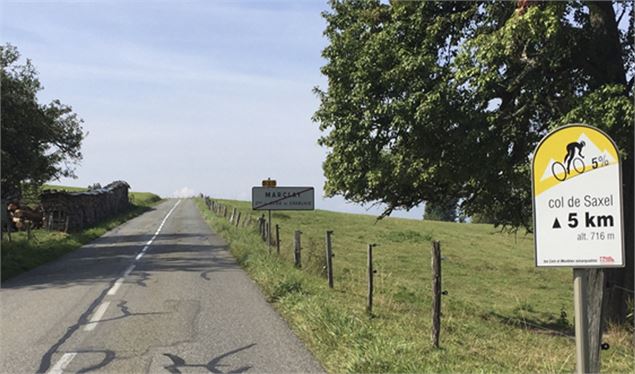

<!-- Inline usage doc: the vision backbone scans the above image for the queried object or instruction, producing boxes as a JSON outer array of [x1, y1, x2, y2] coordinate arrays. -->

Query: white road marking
[[99, 200, 182, 297], [47, 352, 77, 374], [108, 278, 124, 295], [123, 264, 135, 276], [107, 264, 135, 295], [84, 302, 110, 331]]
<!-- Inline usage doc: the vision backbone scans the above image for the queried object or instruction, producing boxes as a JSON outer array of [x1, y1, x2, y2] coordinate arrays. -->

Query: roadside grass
[[195, 198, 634, 373], [1, 189, 162, 281]]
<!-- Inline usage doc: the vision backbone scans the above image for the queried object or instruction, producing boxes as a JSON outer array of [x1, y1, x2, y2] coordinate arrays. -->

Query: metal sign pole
[[268, 209, 272, 250], [573, 268, 590, 374]]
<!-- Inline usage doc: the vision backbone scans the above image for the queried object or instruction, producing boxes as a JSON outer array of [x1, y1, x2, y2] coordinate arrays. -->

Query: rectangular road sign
[[531, 124, 624, 268], [252, 187, 314, 211]]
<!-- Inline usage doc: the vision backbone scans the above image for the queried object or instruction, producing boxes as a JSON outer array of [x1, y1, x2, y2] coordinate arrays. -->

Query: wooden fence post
[[325, 230, 334, 288], [265, 222, 270, 248], [432, 240, 442, 348], [275, 224, 280, 255], [64, 216, 70, 233], [235, 212, 241, 227], [47, 213, 53, 231], [294, 230, 302, 268], [367, 243, 377, 314]]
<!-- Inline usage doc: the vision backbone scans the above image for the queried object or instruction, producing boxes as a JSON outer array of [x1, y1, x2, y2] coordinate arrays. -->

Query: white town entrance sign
[[252, 187, 315, 211]]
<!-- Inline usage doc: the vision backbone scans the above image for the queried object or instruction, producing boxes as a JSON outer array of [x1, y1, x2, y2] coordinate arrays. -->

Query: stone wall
[[41, 181, 130, 231]]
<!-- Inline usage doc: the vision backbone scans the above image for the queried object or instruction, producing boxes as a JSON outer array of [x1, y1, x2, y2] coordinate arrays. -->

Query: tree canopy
[[315, 0, 632, 228], [1, 44, 85, 200], [314, 0, 633, 321]]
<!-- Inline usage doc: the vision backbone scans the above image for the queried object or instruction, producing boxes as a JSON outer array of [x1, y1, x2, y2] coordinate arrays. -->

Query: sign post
[[261, 179, 277, 251], [532, 124, 624, 373], [252, 182, 315, 254]]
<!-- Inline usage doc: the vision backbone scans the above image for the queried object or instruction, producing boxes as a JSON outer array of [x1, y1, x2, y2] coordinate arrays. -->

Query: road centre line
[[123, 264, 135, 276], [45, 200, 183, 373], [46, 352, 77, 374], [104, 200, 181, 297], [107, 278, 124, 295], [84, 302, 110, 331]]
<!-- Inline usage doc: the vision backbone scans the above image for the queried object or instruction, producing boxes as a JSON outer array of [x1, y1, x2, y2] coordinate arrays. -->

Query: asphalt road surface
[[1, 199, 324, 374]]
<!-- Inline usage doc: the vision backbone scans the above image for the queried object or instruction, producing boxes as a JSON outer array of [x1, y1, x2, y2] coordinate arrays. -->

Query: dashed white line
[[99, 200, 181, 300], [84, 301, 111, 331], [123, 264, 135, 276], [47, 352, 77, 374], [108, 279, 124, 296]]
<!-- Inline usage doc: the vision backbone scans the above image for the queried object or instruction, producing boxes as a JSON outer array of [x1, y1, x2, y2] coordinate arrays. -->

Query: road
[[1, 199, 324, 374]]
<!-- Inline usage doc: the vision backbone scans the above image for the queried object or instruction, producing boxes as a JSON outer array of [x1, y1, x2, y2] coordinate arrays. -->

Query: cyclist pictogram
[[551, 141, 586, 181]]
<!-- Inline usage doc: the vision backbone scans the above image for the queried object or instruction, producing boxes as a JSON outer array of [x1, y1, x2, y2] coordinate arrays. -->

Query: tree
[[424, 197, 458, 222], [314, 1, 633, 322], [1, 44, 85, 200]]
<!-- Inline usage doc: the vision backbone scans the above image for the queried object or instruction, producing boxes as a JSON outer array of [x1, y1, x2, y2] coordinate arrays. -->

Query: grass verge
[[1, 190, 162, 281], [195, 198, 634, 373]]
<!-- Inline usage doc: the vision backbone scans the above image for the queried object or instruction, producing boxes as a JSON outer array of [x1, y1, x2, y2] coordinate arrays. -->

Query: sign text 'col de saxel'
[[531, 124, 624, 268]]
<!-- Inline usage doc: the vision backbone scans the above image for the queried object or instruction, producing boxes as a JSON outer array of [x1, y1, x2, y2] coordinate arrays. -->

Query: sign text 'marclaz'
[[264, 191, 303, 198]]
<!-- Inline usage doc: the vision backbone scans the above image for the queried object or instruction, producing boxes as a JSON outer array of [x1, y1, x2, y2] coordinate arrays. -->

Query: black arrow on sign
[[552, 218, 561, 229]]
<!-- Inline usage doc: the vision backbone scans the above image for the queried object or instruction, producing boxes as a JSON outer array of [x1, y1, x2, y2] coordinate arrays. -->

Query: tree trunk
[[586, 1, 633, 324], [604, 154, 634, 324], [587, 1, 627, 88]]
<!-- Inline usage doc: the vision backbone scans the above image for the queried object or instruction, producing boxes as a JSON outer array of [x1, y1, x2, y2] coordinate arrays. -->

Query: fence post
[[47, 213, 53, 231], [64, 216, 70, 233], [265, 222, 270, 248], [432, 240, 442, 348], [230, 208, 236, 223], [367, 243, 377, 314], [275, 224, 280, 255], [294, 230, 302, 268], [235, 212, 241, 227], [325, 230, 334, 288], [223, 206, 228, 218]]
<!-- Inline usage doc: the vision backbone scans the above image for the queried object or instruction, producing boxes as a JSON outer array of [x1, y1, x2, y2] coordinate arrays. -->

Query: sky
[[1, 0, 423, 219]]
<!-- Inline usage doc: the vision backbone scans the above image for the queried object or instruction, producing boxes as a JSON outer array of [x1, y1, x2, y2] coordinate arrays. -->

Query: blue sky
[[1, 0, 422, 219]]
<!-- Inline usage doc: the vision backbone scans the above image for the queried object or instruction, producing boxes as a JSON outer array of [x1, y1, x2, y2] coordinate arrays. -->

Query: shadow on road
[[1, 232, 237, 290]]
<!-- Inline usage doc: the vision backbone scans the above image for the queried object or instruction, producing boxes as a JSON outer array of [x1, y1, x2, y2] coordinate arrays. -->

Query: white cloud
[[173, 187, 196, 198]]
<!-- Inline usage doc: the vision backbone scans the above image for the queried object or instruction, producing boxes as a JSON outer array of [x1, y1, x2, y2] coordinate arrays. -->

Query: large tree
[[314, 1, 633, 322], [1, 44, 85, 200]]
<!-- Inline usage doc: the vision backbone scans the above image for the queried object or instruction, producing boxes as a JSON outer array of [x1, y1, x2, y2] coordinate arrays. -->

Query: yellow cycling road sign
[[531, 124, 624, 268]]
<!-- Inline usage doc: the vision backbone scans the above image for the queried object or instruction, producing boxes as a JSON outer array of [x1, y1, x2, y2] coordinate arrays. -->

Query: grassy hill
[[1, 186, 162, 281], [196, 198, 633, 373]]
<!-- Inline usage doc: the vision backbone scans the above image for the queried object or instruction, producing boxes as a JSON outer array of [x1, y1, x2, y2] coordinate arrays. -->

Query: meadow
[[196, 198, 633, 373]]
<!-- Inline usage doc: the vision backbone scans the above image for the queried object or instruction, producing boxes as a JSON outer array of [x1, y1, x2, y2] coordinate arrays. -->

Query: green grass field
[[196, 198, 633, 373], [1, 187, 162, 281]]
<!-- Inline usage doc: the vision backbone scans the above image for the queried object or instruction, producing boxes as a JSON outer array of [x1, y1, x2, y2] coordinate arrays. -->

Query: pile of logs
[[7, 203, 43, 230], [41, 181, 131, 231]]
